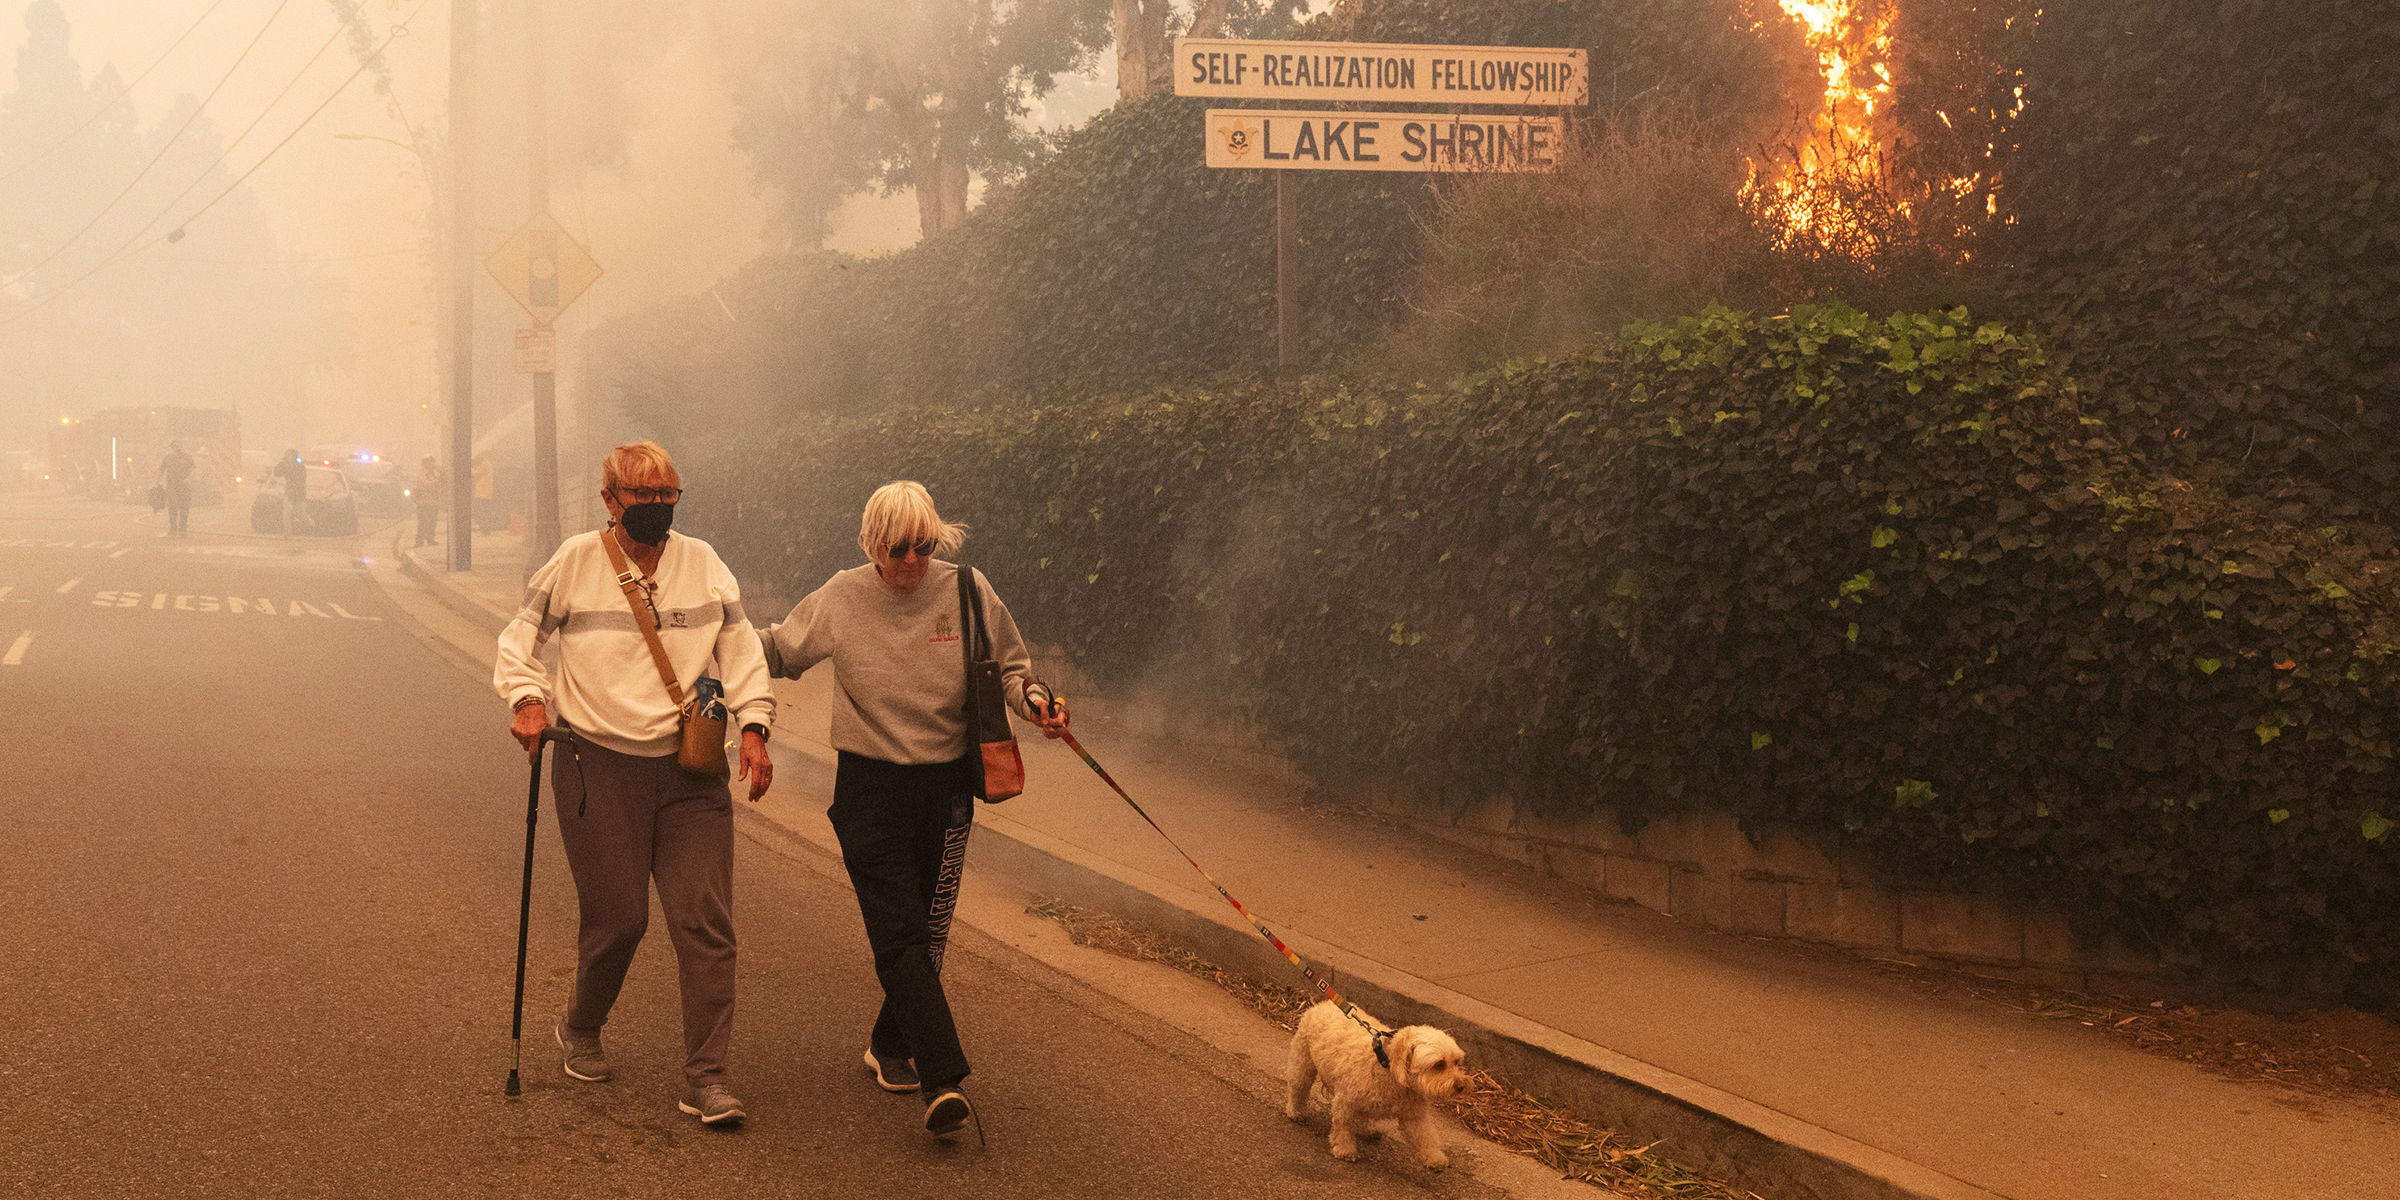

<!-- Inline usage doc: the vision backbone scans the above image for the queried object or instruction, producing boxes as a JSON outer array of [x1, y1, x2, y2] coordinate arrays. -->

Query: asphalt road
[[0, 493, 1516, 1199]]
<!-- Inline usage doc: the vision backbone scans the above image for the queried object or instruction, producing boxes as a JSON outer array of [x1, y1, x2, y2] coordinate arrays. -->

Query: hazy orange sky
[[3, 0, 1126, 457]]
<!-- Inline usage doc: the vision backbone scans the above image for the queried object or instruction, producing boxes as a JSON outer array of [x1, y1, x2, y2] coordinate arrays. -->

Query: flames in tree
[[1745, 0, 2013, 268]]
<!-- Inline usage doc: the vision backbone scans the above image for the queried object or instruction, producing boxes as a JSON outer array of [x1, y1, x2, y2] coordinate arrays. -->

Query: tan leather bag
[[600, 527, 729, 780]]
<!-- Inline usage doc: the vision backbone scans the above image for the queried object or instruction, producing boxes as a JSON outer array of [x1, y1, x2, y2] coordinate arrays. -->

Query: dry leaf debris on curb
[[1026, 898, 1767, 1200], [1860, 957, 2400, 1108]]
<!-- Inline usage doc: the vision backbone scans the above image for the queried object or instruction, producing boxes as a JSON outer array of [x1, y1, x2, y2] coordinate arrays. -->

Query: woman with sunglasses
[[757, 480, 1068, 1138]]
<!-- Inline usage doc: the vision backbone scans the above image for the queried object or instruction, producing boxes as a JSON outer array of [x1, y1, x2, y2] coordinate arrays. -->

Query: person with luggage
[[755, 480, 1069, 1138], [157, 441, 193, 537], [493, 440, 776, 1127]]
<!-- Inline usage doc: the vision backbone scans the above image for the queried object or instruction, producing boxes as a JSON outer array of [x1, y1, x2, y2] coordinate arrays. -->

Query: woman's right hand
[[511, 701, 550, 757]]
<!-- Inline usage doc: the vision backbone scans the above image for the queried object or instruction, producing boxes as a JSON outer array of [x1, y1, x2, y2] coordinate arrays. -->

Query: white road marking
[[54, 578, 79, 594], [109, 548, 131, 558], [85, 593, 378, 621], [3, 631, 30, 665]]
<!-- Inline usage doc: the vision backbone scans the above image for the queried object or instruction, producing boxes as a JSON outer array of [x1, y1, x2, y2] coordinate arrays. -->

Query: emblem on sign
[[1219, 120, 1260, 162]]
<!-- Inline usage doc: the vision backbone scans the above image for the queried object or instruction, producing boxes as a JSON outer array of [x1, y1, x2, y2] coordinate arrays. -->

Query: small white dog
[[1284, 1000, 1472, 1169]]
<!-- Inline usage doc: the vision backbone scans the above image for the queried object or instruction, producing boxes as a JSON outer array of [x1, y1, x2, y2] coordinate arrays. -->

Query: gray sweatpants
[[551, 734, 736, 1087]]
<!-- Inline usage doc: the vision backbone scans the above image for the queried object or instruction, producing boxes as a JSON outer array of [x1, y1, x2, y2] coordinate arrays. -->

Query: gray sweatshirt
[[759, 559, 1037, 765]]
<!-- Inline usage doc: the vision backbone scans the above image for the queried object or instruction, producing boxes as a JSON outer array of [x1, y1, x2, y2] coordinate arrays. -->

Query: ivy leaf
[[1895, 779, 1937, 809], [2255, 720, 2282, 744], [2196, 658, 2222, 675], [2365, 812, 2393, 841], [1871, 526, 1899, 549], [2268, 809, 2291, 824], [1751, 732, 1772, 750]]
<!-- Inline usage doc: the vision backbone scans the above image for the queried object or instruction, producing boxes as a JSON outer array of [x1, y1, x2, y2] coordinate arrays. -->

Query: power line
[[0, 0, 232, 187], [0, 0, 294, 291], [98, 9, 359, 262], [0, 0, 431, 330]]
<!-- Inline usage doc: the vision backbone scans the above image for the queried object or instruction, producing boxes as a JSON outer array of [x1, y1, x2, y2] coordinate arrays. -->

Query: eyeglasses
[[887, 539, 936, 559], [615, 486, 682, 504]]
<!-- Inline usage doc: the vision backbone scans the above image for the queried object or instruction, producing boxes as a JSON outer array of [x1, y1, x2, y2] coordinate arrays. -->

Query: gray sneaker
[[863, 1047, 919, 1093], [679, 1082, 747, 1126], [555, 1021, 610, 1082]]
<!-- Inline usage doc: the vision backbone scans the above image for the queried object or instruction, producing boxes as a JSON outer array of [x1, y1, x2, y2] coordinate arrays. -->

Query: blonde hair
[[857, 480, 967, 561], [602, 441, 680, 493]]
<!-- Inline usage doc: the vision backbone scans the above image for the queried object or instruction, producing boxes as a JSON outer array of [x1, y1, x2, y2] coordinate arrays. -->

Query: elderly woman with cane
[[758, 480, 1068, 1138], [494, 440, 776, 1127]]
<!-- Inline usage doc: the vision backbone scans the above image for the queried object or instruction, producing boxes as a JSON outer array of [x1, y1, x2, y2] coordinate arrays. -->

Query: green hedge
[[1975, 0, 2400, 513], [694, 304, 2400, 985]]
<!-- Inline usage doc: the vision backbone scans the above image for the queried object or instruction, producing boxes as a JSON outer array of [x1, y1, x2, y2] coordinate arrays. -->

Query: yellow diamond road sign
[[486, 212, 601, 325]]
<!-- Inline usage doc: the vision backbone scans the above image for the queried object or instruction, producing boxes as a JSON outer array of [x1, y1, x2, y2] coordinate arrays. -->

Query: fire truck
[[51, 407, 244, 505]]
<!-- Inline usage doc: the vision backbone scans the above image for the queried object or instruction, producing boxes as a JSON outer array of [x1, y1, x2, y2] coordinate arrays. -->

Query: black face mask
[[619, 502, 675, 546]]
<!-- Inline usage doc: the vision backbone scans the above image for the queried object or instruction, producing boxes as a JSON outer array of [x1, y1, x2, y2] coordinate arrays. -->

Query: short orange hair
[[601, 441, 680, 493]]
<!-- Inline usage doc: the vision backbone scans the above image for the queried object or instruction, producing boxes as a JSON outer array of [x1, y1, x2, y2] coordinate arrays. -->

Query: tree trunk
[[1112, 0, 1150, 99], [1188, 0, 1228, 39], [1112, 0, 1174, 99]]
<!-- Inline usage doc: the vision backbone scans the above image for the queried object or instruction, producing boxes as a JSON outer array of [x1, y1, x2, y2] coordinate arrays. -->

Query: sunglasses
[[887, 539, 937, 559]]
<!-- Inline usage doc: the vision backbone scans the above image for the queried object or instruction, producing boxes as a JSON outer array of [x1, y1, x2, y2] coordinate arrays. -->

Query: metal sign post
[[1177, 38, 1584, 369]]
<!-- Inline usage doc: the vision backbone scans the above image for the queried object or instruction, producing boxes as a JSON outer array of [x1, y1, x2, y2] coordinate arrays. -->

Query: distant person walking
[[756, 480, 1069, 1138], [275, 449, 309, 538], [157, 440, 193, 538], [413, 456, 444, 547], [494, 440, 776, 1128]]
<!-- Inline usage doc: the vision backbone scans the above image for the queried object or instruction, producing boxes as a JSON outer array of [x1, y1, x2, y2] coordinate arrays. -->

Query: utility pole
[[525, 0, 560, 564], [446, 0, 477, 573], [1276, 173, 1298, 368]]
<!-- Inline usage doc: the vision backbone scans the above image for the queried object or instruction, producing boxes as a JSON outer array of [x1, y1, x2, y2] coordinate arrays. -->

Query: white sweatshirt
[[760, 559, 1037, 765], [494, 529, 774, 758]]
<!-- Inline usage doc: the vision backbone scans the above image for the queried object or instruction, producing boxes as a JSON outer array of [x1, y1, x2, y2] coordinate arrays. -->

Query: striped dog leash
[[1050, 722, 1396, 1065]]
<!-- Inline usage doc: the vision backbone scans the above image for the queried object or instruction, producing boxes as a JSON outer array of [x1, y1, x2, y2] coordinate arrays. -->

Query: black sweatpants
[[829, 751, 975, 1094]]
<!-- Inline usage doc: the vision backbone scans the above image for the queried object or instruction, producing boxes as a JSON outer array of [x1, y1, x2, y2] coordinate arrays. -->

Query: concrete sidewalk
[[385, 532, 2396, 1200]]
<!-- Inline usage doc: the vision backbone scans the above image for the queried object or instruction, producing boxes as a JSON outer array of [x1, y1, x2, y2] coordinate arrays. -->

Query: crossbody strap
[[958, 565, 991, 661], [599, 526, 690, 713]]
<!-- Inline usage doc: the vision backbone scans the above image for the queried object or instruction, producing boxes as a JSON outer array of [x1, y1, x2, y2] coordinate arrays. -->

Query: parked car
[[250, 466, 359, 536]]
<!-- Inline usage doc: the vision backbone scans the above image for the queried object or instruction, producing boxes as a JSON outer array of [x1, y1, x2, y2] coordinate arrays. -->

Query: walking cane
[[505, 728, 567, 1098]]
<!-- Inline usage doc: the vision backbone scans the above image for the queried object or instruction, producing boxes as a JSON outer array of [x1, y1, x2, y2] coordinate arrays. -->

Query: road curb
[[965, 811, 2008, 1200], [393, 535, 511, 633]]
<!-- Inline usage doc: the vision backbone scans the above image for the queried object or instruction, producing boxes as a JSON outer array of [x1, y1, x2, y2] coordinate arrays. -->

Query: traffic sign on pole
[[1174, 38, 1587, 108], [485, 212, 601, 325], [513, 326, 556, 373]]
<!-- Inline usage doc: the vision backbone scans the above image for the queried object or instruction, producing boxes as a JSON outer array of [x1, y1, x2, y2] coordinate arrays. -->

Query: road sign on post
[[1174, 38, 1587, 107], [1176, 37, 1585, 368], [485, 212, 601, 327], [513, 326, 556, 373], [1207, 109, 1565, 173]]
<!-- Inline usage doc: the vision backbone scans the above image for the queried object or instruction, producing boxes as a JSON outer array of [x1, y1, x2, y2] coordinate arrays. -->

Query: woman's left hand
[[738, 729, 773, 801]]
